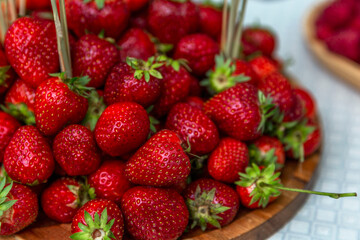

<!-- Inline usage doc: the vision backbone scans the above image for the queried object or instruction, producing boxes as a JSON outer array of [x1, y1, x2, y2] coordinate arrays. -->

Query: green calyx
[[126, 56, 163, 82], [82, 91, 107, 131], [150, 36, 174, 54], [70, 208, 116, 240], [248, 145, 283, 170], [186, 186, 230, 231], [1, 103, 36, 125], [83, 0, 106, 9], [257, 91, 282, 134], [51, 73, 95, 98], [146, 105, 160, 137], [0, 178, 18, 229], [201, 55, 249, 94], [156, 55, 191, 72], [0, 66, 11, 87], [67, 180, 96, 209]]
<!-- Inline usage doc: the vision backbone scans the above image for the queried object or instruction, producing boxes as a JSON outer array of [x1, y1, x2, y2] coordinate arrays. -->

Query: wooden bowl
[[304, 1, 360, 90]]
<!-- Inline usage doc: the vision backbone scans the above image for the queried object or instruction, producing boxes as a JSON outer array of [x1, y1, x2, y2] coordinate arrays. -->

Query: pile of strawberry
[[315, 0, 360, 62], [0, 0, 324, 239]]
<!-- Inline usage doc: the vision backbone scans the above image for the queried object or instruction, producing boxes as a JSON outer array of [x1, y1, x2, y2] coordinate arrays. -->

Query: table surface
[[242, 0, 360, 239]]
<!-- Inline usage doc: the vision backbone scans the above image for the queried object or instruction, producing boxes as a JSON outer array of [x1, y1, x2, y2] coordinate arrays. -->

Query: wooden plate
[[304, 1, 360, 90]]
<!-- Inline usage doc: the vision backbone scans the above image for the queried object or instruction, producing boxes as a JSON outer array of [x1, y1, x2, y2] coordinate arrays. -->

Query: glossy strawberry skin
[[117, 28, 156, 62], [208, 138, 249, 183], [71, 199, 124, 240], [293, 87, 316, 119], [0, 183, 38, 235], [234, 59, 259, 86], [34, 77, 88, 136], [73, 34, 119, 88], [4, 126, 54, 185], [4, 17, 59, 88], [95, 102, 150, 157], [53, 124, 101, 176], [236, 183, 278, 209], [88, 160, 132, 204], [125, 129, 191, 187], [66, 0, 130, 39], [252, 136, 285, 168], [242, 27, 276, 57], [198, 4, 222, 39], [148, 0, 199, 45], [41, 178, 81, 223], [249, 55, 278, 80], [5, 79, 36, 111], [184, 178, 240, 229], [165, 103, 219, 155], [0, 48, 16, 95], [104, 63, 161, 108], [121, 186, 189, 240], [174, 34, 219, 76], [0, 112, 21, 163]]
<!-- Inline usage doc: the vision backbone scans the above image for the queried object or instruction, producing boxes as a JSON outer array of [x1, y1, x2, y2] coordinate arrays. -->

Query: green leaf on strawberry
[[126, 57, 164, 82], [0, 66, 11, 87], [248, 145, 283, 170], [81, 91, 107, 131], [50, 73, 95, 98], [0, 178, 17, 223], [1, 103, 36, 125]]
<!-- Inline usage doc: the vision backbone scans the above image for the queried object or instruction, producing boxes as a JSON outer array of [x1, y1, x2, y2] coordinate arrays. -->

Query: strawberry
[[198, 4, 222, 39], [41, 177, 95, 223], [104, 57, 162, 108], [125, 129, 191, 187], [53, 124, 101, 176], [117, 28, 156, 62], [18, 0, 51, 10], [0, 48, 16, 95], [124, 0, 148, 11], [66, 0, 130, 39], [319, 0, 354, 29], [241, 27, 276, 57], [148, 0, 199, 45], [207, 138, 249, 183], [71, 199, 124, 240], [4, 17, 59, 88], [184, 96, 204, 110], [0, 112, 21, 163], [293, 87, 316, 120], [3, 126, 54, 185], [95, 102, 150, 157], [249, 55, 278, 80], [325, 29, 360, 61], [4, 79, 36, 111], [188, 74, 202, 97], [174, 33, 219, 76], [129, 8, 148, 29], [88, 160, 132, 204], [184, 178, 240, 230], [283, 92, 305, 123], [165, 102, 219, 155], [0, 179, 38, 235], [121, 186, 189, 240], [73, 34, 120, 88], [34, 75, 91, 136]]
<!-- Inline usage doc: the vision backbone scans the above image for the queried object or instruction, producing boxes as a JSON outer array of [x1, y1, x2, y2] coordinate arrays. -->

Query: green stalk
[[231, 0, 248, 59], [59, 0, 72, 77], [19, 0, 26, 17], [225, 0, 240, 58], [220, 0, 228, 55]]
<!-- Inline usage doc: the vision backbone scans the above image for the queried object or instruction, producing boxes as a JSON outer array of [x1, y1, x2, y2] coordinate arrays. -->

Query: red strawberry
[[95, 102, 150, 156], [125, 129, 191, 187], [0, 48, 16, 95], [53, 124, 101, 176], [249, 55, 278, 80], [41, 177, 95, 223], [235, 59, 259, 86], [241, 27, 276, 57], [3, 126, 54, 185], [319, 0, 354, 29], [129, 8, 148, 29], [4, 17, 59, 88], [198, 4, 222, 39], [293, 87, 316, 119], [88, 160, 132, 204], [188, 74, 202, 96], [71, 199, 124, 240], [148, 0, 199, 45], [184, 96, 204, 110], [117, 28, 156, 62], [184, 178, 239, 230], [283, 92, 305, 122], [208, 138, 249, 183], [18, 0, 51, 10], [5, 79, 36, 111], [34, 75, 90, 136], [0, 112, 21, 163], [124, 0, 148, 11], [325, 29, 360, 61], [315, 22, 334, 41], [66, 0, 130, 39], [73, 34, 120, 88], [165, 102, 219, 155], [104, 58, 162, 108], [174, 33, 219, 76], [0, 180, 38, 235], [121, 186, 189, 240]]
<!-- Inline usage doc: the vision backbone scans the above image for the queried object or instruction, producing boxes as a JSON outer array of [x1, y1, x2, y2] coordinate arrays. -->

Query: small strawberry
[[4, 17, 59, 88], [165, 102, 219, 155], [121, 186, 189, 240], [72, 34, 120, 88], [53, 124, 101, 176], [4, 126, 54, 185], [174, 33, 219, 76], [95, 102, 150, 157], [198, 4, 222, 39], [0, 48, 16, 95], [0, 112, 21, 163], [88, 160, 132, 204], [0, 179, 38, 235], [184, 178, 240, 230], [125, 129, 191, 187], [148, 0, 199, 45], [4, 79, 36, 111], [207, 138, 249, 183], [249, 55, 278, 80], [293, 87, 316, 120], [241, 27, 276, 57], [124, 0, 148, 11], [71, 199, 124, 240]]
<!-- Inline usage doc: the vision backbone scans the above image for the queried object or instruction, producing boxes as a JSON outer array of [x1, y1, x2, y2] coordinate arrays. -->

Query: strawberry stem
[[7, 0, 16, 24], [19, 0, 26, 16], [0, 2, 8, 44], [232, 0, 248, 59], [220, 0, 228, 54], [225, 0, 239, 58]]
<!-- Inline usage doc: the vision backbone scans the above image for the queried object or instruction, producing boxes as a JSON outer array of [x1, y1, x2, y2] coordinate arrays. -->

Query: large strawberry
[[0, 112, 21, 163], [125, 129, 191, 187], [95, 102, 150, 156], [184, 178, 240, 230], [0, 48, 16, 95], [0, 179, 38, 235], [66, 0, 130, 39], [198, 4, 222, 39], [241, 27, 276, 57], [165, 102, 219, 155], [4, 17, 59, 88], [53, 124, 101, 176], [3, 126, 54, 185], [148, 0, 199, 45], [72, 34, 119, 88], [121, 186, 189, 240], [71, 199, 124, 240]]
